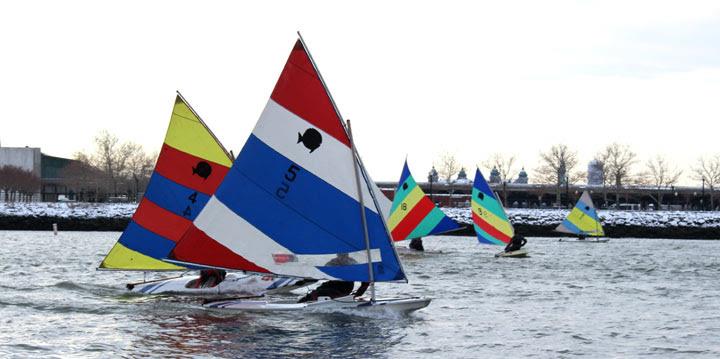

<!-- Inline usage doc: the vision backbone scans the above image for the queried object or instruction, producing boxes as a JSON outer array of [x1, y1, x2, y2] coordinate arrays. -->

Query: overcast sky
[[1, 1, 719, 184]]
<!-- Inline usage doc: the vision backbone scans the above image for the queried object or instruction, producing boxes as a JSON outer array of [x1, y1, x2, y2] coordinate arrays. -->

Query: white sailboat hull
[[203, 295, 432, 314], [558, 238, 609, 243], [128, 273, 313, 296], [495, 248, 529, 258]]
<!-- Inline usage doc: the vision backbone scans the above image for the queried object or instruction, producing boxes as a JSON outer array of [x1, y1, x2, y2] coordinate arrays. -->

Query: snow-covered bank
[[442, 208, 720, 228], [0, 202, 137, 219]]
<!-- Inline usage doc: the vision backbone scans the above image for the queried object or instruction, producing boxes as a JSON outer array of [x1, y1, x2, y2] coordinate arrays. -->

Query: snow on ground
[[442, 207, 720, 228], [0, 202, 137, 218], [1, 202, 719, 228]]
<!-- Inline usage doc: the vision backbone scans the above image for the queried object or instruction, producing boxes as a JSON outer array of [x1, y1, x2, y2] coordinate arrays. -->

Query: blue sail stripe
[[473, 224, 506, 245], [429, 215, 461, 236], [560, 218, 583, 235], [214, 134, 403, 282], [144, 172, 210, 221], [473, 169, 496, 198], [118, 221, 178, 260], [574, 200, 599, 219]]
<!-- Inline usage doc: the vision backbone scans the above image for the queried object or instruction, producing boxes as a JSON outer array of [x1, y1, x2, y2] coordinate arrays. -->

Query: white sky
[[1, 0, 719, 184]]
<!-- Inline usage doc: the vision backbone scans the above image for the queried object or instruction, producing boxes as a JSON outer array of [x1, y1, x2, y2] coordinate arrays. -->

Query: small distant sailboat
[[387, 160, 460, 250], [471, 168, 528, 257], [165, 34, 430, 313], [98, 93, 310, 295], [556, 191, 608, 243]]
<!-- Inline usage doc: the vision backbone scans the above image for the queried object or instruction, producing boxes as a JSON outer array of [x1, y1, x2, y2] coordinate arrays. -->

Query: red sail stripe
[[132, 198, 192, 242], [270, 40, 350, 147], [171, 225, 271, 273], [391, 197, 435, 241], [154, 144, 230, 196], [472, 211, 511, 243]]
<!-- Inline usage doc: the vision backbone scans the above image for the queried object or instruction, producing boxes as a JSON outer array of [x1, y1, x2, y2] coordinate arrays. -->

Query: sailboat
[[387, 160, 460, 251], [165, 34, 430, 313], [556, 191, 608, 243], [98, 93, 311, 295], [471, 168, 528, 257]]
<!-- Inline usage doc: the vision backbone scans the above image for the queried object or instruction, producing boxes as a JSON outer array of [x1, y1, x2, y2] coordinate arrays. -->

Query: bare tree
[[87, 130, 137, 196], [483, 153, 518, 183], [597, 143, 637, 208], [644, 155, 682, 210], [535, 144, 582, 207], [124, 147, 156, 201], [481, 153, 518, 207], [0, 165, 40, 202], [692, 154, 720, 210], [437, 152, 460, 184]]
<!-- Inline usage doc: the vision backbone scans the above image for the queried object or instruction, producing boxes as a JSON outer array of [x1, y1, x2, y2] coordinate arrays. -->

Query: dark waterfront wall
[[2, 215, 719, 239]]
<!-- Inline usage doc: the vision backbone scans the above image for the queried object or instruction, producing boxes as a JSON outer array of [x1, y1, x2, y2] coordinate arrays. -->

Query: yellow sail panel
[[386, 185, 425, 230], [163, 96, 233, 167], [99, 242, 185, 270]]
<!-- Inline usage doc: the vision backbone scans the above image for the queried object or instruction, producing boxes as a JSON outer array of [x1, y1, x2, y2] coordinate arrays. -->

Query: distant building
[[588, 159, 604, 185], [456, 167, 470, 184], [515, 167, 528, 184], [0, 146, 84, 201], [489, 166, 501, 184]]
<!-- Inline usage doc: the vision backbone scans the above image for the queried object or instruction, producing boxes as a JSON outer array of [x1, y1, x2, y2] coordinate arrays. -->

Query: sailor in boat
[[185, 269, 227, 288], [297, 253, 370, 302], [409, 237, 424, 251], [504, 234, 527, 253], [577, 235, 586, 241]]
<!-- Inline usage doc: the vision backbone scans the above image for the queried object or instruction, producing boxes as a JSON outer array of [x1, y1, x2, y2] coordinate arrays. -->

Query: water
[[1, 231, 719, 358]]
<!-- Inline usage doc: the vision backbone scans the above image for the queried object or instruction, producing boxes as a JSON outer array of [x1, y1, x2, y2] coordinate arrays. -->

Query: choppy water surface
[[1, 231, 719, 358]]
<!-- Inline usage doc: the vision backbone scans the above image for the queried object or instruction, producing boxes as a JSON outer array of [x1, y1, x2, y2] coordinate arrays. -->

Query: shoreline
[[1, 215, 719, 239]]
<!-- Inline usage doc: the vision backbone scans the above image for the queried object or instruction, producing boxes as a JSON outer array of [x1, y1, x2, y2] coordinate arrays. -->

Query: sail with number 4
[[555, 191, 604, 237], [99, 94, 233, 270], [387, 160, 460, 241], [167, 38, 406, 282], [471, 168, 514, 245]]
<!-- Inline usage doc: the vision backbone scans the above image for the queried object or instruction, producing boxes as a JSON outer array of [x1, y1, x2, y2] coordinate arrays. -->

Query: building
[[489, 166, 501, 183], [515, 167, 529, 184], [0, 146, 84, 201]]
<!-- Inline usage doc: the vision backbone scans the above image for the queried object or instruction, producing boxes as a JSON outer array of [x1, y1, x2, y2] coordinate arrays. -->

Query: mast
[[347, 120, 375, 301], [296, 32, 408, 284], [175, 90, 234, 162]]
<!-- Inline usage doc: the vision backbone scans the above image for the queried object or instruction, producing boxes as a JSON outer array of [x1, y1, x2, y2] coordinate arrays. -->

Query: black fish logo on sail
[[402, 183, 408, 190], [297, 128, 322, 153], [477, 192, 485, 200], [585, 206, 590, 211], [192, 161, 212, 180]]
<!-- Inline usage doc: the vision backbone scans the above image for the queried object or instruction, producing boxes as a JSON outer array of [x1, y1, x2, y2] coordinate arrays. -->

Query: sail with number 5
[[471, 168, 514, 245], [387, 160, 460, 241], [168, 38, 406, 283], [99, 94, 233, 271]]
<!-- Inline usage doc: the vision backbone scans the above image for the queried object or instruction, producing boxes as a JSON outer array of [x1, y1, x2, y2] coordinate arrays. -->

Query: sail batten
[[555, 191, 605, 236], [168, 38, 406, 282], [388, 161, 460, 241], [99, 95, 233, 271], [472, 168, 514, 245]]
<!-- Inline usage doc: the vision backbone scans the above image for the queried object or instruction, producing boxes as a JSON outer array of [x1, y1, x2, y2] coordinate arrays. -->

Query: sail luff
[[176, 91, 234, 163]]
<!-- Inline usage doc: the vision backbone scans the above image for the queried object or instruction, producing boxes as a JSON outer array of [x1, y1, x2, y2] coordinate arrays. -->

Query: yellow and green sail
[[555, 191, 604, 237], [472, 168, 514, 245], [99, 94, 233, 270], [387, 161, 460, 241]]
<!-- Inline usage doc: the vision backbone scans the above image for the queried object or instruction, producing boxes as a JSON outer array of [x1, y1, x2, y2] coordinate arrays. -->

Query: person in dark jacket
[[504, 234, 527, 252], [409, 237, 424, 251], [298, 281, 370, 303]]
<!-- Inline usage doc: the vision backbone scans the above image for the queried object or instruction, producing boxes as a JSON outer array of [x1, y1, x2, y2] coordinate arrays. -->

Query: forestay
[[555, 191, 605, 237], [472, 168, 514, 245], [99, 94, 233, 270], [168, 39, 406, 282], [387, 160, 460, 241]]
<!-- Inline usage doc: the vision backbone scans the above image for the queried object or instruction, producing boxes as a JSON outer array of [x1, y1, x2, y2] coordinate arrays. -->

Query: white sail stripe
[[252, 100, 381, 215], [195, 196, 381, 280]]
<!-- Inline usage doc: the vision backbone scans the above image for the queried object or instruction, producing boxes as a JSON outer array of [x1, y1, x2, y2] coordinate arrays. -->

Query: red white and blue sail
[[169, 39, 405, 282]]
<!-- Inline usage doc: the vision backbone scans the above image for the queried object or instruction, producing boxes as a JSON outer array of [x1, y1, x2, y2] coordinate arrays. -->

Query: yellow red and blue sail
[[99, 95, 233, 270], [472, 168, 514, 245], [387, 161, 459, 241], [167, 38, 406, 282], [555, 191, 604, 237]]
